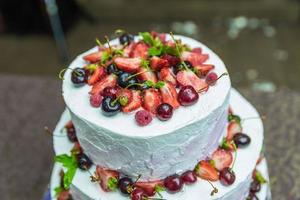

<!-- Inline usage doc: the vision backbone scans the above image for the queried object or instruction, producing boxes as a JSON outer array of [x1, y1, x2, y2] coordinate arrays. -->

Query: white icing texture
[[62, 35, 231, 180]]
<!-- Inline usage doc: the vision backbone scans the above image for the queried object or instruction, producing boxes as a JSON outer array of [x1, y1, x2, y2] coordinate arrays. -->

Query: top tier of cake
[[62, 34, 231, 180]]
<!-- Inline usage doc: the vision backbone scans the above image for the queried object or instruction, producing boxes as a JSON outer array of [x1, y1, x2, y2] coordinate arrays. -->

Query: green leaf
[[139, 32, 154, 45], [107, 177, 118, 191], [161, 45, 179, 57], [113, 49, 124, 56], [55, 154, 75, 168], [154, 81, 165, 89], [144, 80, 155, 87], [85, 64, 98, 73], [148, 46, 162, 56], [101, 51, 111, 64], [54, 186, 64, 197], [155, 185, 165, 198], [119, 96, 129, 106], [228, 114, 241, 123], [63, 166, 77, 189], [141, 59, 150, 69], [255, 170, 267, 184]]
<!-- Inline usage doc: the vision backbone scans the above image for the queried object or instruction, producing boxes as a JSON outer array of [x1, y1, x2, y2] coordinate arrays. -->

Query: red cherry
[[219, 167, 236, 186], [205, 72, 218, 85], [135, 110, 153, 126], [178, 85, 199, 106], [180, 170, 197, 185], [131, 188, 148, 200], [90, 94, 103, 108], [164, 174, 183, 193], [156, 103, 173, 121], [101, 86, 119, 98]]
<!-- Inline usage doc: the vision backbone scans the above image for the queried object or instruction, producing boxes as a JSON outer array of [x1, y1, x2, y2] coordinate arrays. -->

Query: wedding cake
[[48, 31, 271, 200]]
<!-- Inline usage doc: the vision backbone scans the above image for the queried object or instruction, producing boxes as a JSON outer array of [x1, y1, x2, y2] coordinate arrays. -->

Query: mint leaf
[[55, 154, 76, 168], [141, 59, 150, 69], [161, 45, 179, 57], [139, 32, 154, 45], [228, 114, 241, 123], [255, 170, 267, 184], [63, 166, 77, 189], [107, 177, 118, 191], [55, 154, 78, 189], [54, 186, 64, 197], [148, 46, 162, 56], [154, 81, 165, 89], [144, 80, 155, 87]]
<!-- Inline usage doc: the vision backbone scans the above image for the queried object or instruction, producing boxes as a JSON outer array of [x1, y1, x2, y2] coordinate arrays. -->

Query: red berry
[[90, 94, 103, 108], [250, 180, 261, 193], [178, 85, 199, 106], [101, 86, 119, 98], [118, 177, 133, 195], [66, 123, 77, 142], [135, 110, 153, 126], [180, 170, 197, 185], [164, 174, 183, 193], [206, 72, 218, 85], [131, 188, 148, 200], [156, 103, 173, 121], [219, 167, 236, 186]]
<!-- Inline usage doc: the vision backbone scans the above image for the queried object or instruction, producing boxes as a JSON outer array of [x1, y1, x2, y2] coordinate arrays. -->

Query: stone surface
[[0, 75, 300, 200]]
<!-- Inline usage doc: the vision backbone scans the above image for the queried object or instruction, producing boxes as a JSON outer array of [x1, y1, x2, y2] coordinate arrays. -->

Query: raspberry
[[90, 94, 103, 107], [135, 110, 152, 126]]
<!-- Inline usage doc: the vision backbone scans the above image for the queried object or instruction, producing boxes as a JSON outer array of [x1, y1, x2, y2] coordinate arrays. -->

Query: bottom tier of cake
[[50, 88, 271, 200]]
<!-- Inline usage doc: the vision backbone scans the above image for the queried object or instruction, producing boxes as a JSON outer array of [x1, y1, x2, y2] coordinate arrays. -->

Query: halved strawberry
[[159, 82, 180, 109], [134, 180, 164, 197], [161, 54, 180, 67], [194, 64, 215, 76], [142, 89, 161, 114], [194, 160, 219, 181], [58, 190, 71, 200], [181, 51, 209, 66], [138, 67, 158, 83], [130, 42, 149, 59], [151, 31, 166, 43], [114, 57, 141, 73], [122, 90, 142, 113], [176, 70, 208, 92], [123, 42, 137, 57], [88, 67, 106, 85], [150, 56, 169, 71], [191, 47, 202, 54], [117, 89, 133, 103], [211, 149, 233, 171], [96, 166, 119, 192], [226, 121, 243, 141], [90, 74, 117, 95], [83, 51, 103, 63], [160, 67, 176, 86]]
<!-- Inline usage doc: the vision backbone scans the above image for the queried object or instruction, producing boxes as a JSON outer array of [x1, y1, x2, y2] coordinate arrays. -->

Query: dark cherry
[[77, 153, 92, 170], [205, 72, 218, 85], [101, 86, 119, 99], [219, 167, 236, 186], [180, 170, 197, 185], [71, 68, 88, 85], [118, 72, 138, 89], [66, 124, 77, 143], [233, 133, 251, 148], [178, 85, 199, 106], [101, 96, 121, 116], [250, 180, 261, 193], [164, 174, 183, 193], [106, 63, 120, 75], [131, 188, 148, 200], [156, 103, 173, 121], [246, 192, 259, 200], [119, 33, 134, 45], [118, 177, 133, 195]]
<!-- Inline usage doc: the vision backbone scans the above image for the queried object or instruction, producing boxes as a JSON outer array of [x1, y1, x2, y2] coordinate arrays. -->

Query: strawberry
[[88, 67, 106, 85], [194, 64, 215, 76], [83, 51, 103, 63], [117, 89, 133, 104], [211, 149, 233, 171], [57, 190, 71, 200], [160, 67, 176, 86], [181, 51, 209, 66], [151, 31, 166, 43], [226, 121, 242, 141], [138, 67, 158, 83], [150, 56, 169, 71], [122, 90, 142, 113], [130, 42, 149, 59], [159, 82, 180, 109], [191, 47, 202, 54], [96, 166, 119, 192], [123, 42, 137, 57], [90, 74, 117, 95], [176, 70, 208, 92], [161, 54, 180, 67], [134, 180, 164, 197], [65, 121, 73, 129], [194, 160, 219, 181], [114, 57, 141, 73], [142, 89, 161, 114]]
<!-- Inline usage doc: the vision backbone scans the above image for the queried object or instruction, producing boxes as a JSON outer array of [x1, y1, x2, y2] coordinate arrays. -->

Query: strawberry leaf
[[139, 32, 154, 45], [54, 186, 64, 197], [154, 81, 165, 89], [228, 114, 241, 123], [148, 46, 162, 56], [107, 177, 118, 191], [255, 170, 267, 184], [63, 166, 77, 189], [55, 154, 78, 189]]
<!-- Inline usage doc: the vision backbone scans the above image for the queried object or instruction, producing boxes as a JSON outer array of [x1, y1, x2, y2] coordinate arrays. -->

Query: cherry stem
[[88, 170, 100, 183], [242, 115, 266, 122], [115, 29, 126, 35], [58, 67, 80, 80], [125, 83, 143, 89], [44, 126, 66, 138], [231, 143, 238, 169], [133, 174, 142, 184], [207, 180, 218, 196], [126, 69, 152, 81], [105, 35, 112, 52], [95, 38, 103, 47], [197, 72, 228, 93]]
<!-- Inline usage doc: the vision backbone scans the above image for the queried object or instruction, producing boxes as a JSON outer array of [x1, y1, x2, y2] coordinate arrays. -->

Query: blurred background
[[0, 0, 299, 200]]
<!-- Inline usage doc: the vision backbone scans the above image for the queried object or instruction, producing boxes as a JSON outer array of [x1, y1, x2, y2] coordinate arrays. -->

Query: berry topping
[[119, 33, 134, 45], [226, 121, 243, 141], [71, 68, 88, 85], [205, 72, 218, 85], [83, 51, 103, 63], [176, 70, 208, 92], [159, 82, 180, 109], [160, 67, 176, 86], [88, 67, 106, 85], [161, 54, 180, 67], [77, 153, 93, 170], [211, 149, 233, 171], [116, 89, 133, 104], [118, 72, 139, 89], [194, 161, 219, 181], [178, 85, 199, 106], [131, 188, 148, 200], [150, 56, 169, 71], [114, 57, 141, 73], [90, 74, 117, 95], [96, 166, 119, 192], [118, 177, 134, 195], [101, 96, 121, 116], [135, 110, 153, 126], [130, 42, 149, 59], [57, 190, 71, 200], [164, 174, 183, 193], [156, 103, 173, 121], [219, 167, 236, 186], [250, 180, 261, 193], [134, 180, 164, 196], [195, 64, 215, 77], [65, 121, 77, 142], [142, 88, 161, 114], [101, 86, 120, 99], [106, 63, 120, 75], [233, 133, 251, 148], [180, 170, 197, 185], [122, 90, 142, 113], [191, 47, 202, 54], [181, 51, 209, 66], [90, 93, 103, 108], [137, 67, 158, 83]]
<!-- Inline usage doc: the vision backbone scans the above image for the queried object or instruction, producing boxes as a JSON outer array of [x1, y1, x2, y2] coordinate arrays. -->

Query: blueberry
[[119, 33, 134, 45], [101, 96, 121, 116]]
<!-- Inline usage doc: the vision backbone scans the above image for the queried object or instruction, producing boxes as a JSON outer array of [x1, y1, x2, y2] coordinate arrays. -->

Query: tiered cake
[[49, 32, 271, 200]]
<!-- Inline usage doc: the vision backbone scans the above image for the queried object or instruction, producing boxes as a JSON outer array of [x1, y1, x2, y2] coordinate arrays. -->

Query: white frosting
[[52, 88, 267, 200], [62, 35, 231, 180]]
